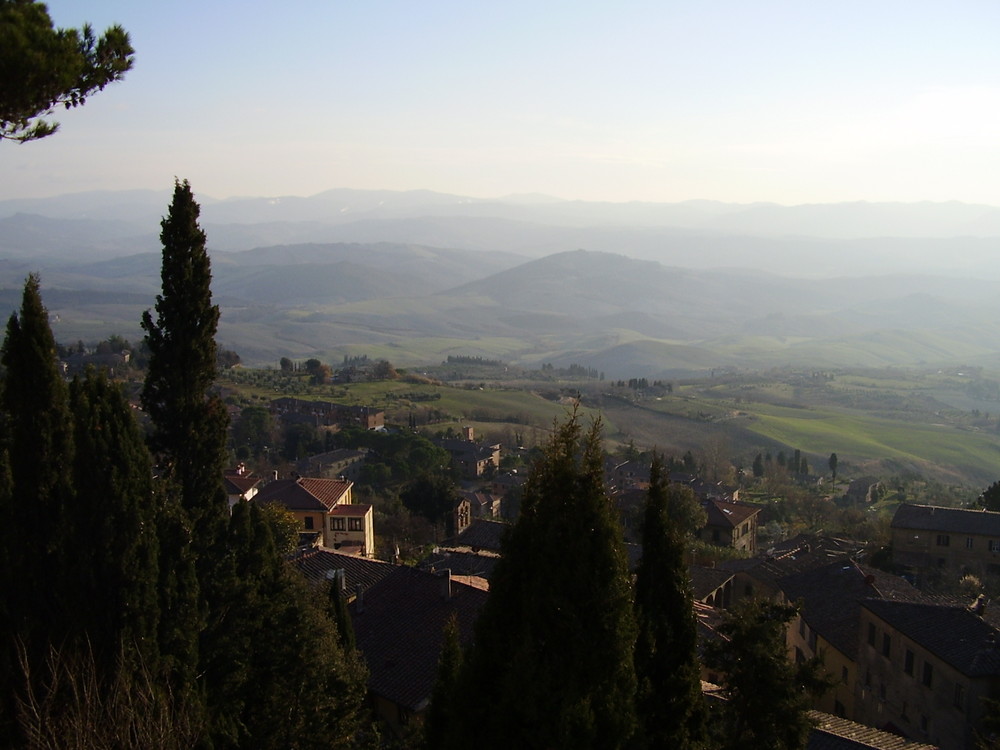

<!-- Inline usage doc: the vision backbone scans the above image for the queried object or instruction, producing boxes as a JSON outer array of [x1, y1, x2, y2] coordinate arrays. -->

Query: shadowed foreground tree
[[141, 181, 368, 748], [0, 0, 134, 142], [0, 275, 76, 738], [633, 455, 707, 750], [704, 599, 830, 750], [445, 413, 637, 749]]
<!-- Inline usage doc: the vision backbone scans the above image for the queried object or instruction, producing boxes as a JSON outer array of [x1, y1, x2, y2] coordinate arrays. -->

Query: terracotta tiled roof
[[291, 547, 394, 594], [254, 477, 352, 512], [350, 566, 488, 712], [862, 599, 1000, 677], [807, 711, 940, 749], [891, 503, 1000, 536]]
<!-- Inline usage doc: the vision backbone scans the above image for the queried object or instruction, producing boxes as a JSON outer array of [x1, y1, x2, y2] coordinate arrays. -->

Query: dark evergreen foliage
[[633, 455, 707, 750], [448, 413, 637, 749], [0, 275, 76, 736], [423, 614, 463, 750], [0, 0, 134, 141], [704, 599, 830, 750], [67, 368, 160, 672], [141, 179, 228, 542]]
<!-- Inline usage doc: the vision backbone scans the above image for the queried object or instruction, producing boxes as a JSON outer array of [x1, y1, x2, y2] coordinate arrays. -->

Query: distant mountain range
[[3, 188, 1000, 375]]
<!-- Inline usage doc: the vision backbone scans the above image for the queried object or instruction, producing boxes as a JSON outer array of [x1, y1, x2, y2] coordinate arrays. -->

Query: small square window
[[304, 516, 314, 530], [936, 534, 950, 547]]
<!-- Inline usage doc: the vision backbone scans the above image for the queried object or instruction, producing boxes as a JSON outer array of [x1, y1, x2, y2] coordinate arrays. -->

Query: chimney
[[439, 569, 452, 600], [355, 583, 364, 613], [464, 425, 474, 441]]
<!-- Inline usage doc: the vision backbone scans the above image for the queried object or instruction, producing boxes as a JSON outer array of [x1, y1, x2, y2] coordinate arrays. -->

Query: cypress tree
[[450, 413, 637, 749], [67, 368, 161, 672], [141, 179, 228, 541], [633, 455, 707, 750], [141, 180, 229, 733], [424, 614, 463, 750], [327, 571, 357, 653], [0, 275, 75, 735], [704, 599, 830, 750]]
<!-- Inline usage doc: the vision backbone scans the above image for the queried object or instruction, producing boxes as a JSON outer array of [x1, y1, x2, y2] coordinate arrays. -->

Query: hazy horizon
[[3, 1, 999, 207]]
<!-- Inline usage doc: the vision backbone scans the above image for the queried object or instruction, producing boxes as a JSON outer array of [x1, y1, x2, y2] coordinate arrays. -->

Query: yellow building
[[255, 476, 374, 556]]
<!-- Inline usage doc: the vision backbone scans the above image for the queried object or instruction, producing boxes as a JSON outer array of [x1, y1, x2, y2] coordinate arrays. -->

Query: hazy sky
[[3, 1, 1000, 205]]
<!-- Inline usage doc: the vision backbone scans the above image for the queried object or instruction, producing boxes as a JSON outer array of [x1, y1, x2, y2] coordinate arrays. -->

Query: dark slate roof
[[448, 518, 509, 552], [418, 548, 501, 580], [350, 566, 488, 712], [778, 562, 920, 660], [891, 503, 1000, 536], [702, 498, 760, 529], [290, 547, 394, 594], [861, 599, 1000, 677], [689, 565, 735, 602], [254, 477, 352, 512], [807, 711, 940, 750], [223, 474, 262, 495], [720, 534, 864, 584]]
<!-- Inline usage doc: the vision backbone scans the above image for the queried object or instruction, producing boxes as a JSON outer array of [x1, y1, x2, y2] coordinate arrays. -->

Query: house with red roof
[[255, 476, 374, 557]]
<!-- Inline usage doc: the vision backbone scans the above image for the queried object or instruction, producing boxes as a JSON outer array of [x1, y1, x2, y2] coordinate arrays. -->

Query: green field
[[221, 364, 1000, 488]]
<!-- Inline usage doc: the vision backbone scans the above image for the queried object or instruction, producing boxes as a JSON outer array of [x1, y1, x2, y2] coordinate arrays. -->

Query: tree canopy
[[0, 0, 134, 142], [445, 413, 637, 749]]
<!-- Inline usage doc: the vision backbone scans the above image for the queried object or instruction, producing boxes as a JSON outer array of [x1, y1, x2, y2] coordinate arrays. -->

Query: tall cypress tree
[[67, 368, 161, 672], [633, 455, 707, 750], [0, 275, 76, 735], [141, 179, 228, 540], [704, 599, 830, 750], [450, 413, 637, 749], [140, 180, 228, 728]]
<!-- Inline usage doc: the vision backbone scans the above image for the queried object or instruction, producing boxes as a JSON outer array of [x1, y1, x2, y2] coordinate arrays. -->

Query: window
[[920, 714, 929, 735], [304, 516, 314, 530], [348, 517, 363, 532], [954, 683, 966, 711], [990, 540, 1000, 553], [712, 529, 720, 542], [841, 666, 849, 684], [799, 619, 806, 637], [936, 534, 950, 547], [904, 649, 914, 676], [967, 537, 974, 549], [882, 633, 891, 657], [922, 662, 933, 688], [834, 700, 845, 717], [867, 622, 876, 647], [331, 517, 346, 531], [808, 630, 817, 651]]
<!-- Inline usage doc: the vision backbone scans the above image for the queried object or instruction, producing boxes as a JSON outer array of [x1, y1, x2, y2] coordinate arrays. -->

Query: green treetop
[[0, 0, 134, 142], [633, 455, 707, 750], [141, 180, 228, 536], [704, 599, 830, 750], [447, 412, 637, 749]]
